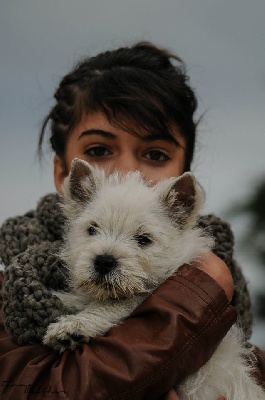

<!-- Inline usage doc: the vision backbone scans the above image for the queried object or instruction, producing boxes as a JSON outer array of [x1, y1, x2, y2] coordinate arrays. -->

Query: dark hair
[[39, 42, 198, 171]]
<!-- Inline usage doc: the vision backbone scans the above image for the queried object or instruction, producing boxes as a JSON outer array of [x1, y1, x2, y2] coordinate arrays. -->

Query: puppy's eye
[[87, 224, 98, 236], [135, 234, 152, 246]]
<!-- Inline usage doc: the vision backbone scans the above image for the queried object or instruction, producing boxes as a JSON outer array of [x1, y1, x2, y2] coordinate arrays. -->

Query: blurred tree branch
[[227, 178, 265, 318], [228, 179, 265, 264]]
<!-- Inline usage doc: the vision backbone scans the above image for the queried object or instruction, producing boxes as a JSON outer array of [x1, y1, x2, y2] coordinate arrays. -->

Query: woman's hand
[[196, 251, 234, 301], [169, 253, 232, 400]]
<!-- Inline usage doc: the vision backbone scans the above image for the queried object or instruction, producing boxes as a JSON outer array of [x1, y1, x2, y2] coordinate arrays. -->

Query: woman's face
[[54, 111, 186, 193]]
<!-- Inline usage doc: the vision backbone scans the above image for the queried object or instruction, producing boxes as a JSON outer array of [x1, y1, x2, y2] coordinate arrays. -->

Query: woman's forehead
[[75, 111, 185, 148]]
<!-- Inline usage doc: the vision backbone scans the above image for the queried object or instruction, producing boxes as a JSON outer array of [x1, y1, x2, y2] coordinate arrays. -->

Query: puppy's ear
[[61, 159, 103, 217], [158, 173, 202, 228], [66, 158, 96, 203]]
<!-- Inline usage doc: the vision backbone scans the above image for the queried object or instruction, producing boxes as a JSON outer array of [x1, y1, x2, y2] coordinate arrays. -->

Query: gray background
[[0, 0, 264, 346]]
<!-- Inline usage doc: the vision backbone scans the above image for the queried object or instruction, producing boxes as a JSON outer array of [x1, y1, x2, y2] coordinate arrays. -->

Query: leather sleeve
[[0, 265, 237, 400]]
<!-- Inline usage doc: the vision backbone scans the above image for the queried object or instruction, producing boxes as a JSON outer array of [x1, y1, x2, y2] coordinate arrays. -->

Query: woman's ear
[[54, 155, 68, 194]]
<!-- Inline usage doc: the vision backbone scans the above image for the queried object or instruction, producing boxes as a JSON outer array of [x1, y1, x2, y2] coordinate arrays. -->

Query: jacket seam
[[110, 299, 229, 399], [158, 275, 228, 316], [171, 273, 226, 313]]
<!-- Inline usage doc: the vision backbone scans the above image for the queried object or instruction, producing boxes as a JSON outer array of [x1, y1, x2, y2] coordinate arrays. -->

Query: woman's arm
[[0, 261, 236, 400], [196, 252, 234, 301]]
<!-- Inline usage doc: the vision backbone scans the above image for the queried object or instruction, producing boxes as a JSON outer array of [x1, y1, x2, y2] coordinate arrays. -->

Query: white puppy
[[44, 159, 265, 400]]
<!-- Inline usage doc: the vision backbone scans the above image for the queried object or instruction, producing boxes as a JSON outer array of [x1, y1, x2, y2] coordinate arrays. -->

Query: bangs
[[42, 42, 197, 172], [77, 67, 186, 148]]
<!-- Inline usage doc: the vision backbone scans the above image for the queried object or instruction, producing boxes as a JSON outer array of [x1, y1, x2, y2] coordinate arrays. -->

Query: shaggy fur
[[43, 159, 265, 400]]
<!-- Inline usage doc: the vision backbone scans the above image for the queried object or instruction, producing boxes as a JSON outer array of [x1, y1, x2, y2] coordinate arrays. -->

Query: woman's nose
[[113, 154, 140, 174]]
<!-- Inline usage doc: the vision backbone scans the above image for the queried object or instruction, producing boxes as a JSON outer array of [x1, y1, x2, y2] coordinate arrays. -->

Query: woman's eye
[[85, 146, 110, 157], [144, 150, 169, 161]]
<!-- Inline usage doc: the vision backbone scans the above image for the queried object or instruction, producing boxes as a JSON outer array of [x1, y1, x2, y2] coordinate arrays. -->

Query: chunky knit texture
[[0, 193, 253, 346]]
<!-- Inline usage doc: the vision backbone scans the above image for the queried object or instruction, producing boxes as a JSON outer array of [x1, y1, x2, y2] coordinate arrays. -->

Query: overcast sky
[[0, 0, 265, 343]]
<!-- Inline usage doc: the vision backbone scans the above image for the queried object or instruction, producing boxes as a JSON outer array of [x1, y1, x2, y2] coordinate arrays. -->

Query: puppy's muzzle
[[94, 254, 118, 275]]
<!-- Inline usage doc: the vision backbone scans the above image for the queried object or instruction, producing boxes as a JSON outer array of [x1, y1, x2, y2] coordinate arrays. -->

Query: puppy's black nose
[[94, 254, 118, 275]]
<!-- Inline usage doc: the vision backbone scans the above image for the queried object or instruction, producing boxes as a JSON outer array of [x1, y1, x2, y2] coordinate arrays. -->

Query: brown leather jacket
[[0, 265, 263, 400]]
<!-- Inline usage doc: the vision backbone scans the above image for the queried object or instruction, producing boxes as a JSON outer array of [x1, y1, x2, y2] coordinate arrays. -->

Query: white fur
[[178, 326, 265, 399], [43, 160, 265, 399]]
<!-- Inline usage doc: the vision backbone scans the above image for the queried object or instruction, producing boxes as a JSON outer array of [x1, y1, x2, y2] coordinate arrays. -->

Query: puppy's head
[[61, 159, 204, 300]]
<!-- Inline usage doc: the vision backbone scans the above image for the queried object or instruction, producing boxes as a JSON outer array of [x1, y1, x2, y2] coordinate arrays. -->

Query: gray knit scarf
[[0, 193, 253, 346]]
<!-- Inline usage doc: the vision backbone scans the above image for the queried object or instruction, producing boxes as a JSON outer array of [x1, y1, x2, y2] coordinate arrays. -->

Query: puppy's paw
[[43, 315, 90, 353]]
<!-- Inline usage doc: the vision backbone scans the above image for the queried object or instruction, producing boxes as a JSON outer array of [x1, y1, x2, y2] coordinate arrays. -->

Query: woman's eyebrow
[[78, 129, 182, 148], [142, 133, 182, 148], [141, 133, 172, 142], [78, 129, 116, 140]]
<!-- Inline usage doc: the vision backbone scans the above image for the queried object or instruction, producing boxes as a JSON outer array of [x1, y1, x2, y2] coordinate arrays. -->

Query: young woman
[[0, 42, 264, 400]]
